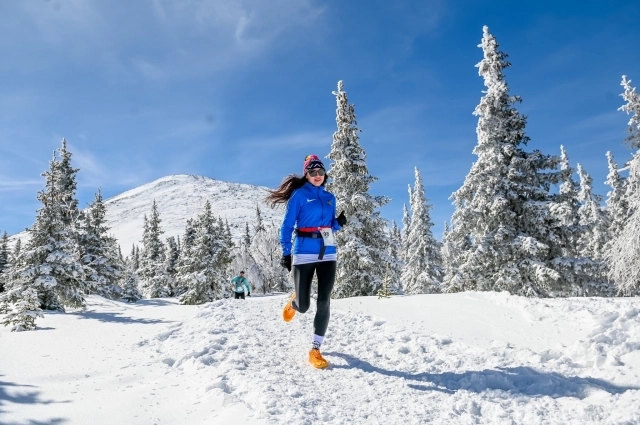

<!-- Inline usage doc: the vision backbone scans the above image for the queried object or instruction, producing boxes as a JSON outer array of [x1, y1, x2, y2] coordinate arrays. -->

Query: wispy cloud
[[2, 1, 325, 83], [0, 177, 42, 191]]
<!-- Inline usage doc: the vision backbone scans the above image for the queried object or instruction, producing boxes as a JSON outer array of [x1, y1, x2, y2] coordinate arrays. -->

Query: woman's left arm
[[331, 196, 342, 232]]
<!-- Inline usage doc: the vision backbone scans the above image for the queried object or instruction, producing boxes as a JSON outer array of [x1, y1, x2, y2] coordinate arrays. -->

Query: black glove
[[280, 254, 292, 272], [337, 211, 347, 226], [247, 292, 251, 297]]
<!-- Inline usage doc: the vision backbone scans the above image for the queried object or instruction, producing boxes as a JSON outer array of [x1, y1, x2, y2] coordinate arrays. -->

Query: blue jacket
[[231, 276, 250, 293], [280, 182, 342, 256]]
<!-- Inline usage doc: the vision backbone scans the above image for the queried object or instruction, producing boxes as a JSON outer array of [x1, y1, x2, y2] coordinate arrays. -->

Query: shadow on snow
[[0, 376, 69, 424], [326, 352, 640, 399], [72, 311, 170, 325]]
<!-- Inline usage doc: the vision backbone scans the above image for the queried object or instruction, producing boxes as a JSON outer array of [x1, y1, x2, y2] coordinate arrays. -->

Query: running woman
[[266, 154, 346, 369]]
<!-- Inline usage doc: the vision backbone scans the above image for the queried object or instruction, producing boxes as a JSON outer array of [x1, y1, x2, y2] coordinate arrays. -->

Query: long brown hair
[[265, 173, 328, 208]]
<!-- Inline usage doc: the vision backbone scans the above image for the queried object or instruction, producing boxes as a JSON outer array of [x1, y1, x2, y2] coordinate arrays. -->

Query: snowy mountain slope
[[9, 174, 284, 251], [104, 174, 284, 250], [4, 292, 638, 424]]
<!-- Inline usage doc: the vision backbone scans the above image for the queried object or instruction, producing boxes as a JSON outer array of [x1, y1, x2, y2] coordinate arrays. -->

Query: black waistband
[[296, 230, 322, 239]]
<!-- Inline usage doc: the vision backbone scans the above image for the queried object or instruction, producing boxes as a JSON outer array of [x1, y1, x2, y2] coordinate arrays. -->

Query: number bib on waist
[[320, 227, 335, 246]]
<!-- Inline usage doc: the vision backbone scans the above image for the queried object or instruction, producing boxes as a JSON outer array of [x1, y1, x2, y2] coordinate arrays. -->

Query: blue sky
[[1, 0, 639, 239]]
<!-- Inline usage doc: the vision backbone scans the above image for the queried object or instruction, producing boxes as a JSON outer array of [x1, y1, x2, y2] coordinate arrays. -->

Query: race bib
[[320, 227, 336, 246]]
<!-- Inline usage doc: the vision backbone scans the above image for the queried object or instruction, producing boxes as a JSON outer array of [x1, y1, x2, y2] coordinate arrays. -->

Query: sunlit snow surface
[[1, 291, 639, 424]]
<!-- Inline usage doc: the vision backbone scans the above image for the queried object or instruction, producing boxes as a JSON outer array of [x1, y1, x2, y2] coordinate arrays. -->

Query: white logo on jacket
[[306, 199, 316, 202]]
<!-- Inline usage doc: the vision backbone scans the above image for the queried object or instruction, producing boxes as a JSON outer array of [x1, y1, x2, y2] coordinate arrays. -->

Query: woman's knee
[[297, 299, 311, 313]]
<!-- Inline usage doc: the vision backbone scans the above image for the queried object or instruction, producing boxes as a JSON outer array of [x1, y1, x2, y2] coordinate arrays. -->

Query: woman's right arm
[[280, 191, 301, 256]]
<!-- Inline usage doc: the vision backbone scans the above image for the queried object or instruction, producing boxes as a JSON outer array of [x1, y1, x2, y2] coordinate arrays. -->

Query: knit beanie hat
[[302, 154, 325, 174]]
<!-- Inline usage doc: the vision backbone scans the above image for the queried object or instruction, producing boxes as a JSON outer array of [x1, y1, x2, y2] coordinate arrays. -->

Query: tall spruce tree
[[139, 201, 170, 298], [608, 75, 640, 295], [326, 80, 392, 298], [1, 144, 86, 315], [0, 232, 8, 293], [443, 27, 566, 297], [401, 167, 442, 294]]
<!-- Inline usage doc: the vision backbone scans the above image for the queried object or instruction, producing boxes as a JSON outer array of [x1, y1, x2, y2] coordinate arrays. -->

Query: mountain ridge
[[9, 174, 284, 252]]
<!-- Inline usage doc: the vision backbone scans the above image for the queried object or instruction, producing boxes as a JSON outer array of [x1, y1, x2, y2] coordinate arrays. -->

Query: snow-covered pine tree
[[120, 256, 142, 303], [326, 80, 392, 298], [443, 26, 566, 297], [174, 219, 196, 297], [576, 165, 608, 260], [243, 222, 252, 248], [254, 205, 266, 234], [80, 189, 122, 299], [0, 231, 8, 293], [251, 223, 290, 294], [401, 167, 443, 294], [1, 287, 43, 331], [386, 221, 403, 294], [571, 164, 611, 295], [179, 201, 230, 304], [376, 266, 396, 299], [139, 201, 171, 298], [401, 203, 411, 263], [217, 217, 234, 288], [11, 239, 21, 263], [1, 146, 87, 313], [604, 151, 629, 242], [608, 75, 640, 295], [164, 236, 179, 296]]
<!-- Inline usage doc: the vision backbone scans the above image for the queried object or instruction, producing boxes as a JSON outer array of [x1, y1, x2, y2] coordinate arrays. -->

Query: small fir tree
[[376, 266, 396, 299], [1, 287, 43, 331], [120, 259, 142, 303], [401, 167, 442, 294]]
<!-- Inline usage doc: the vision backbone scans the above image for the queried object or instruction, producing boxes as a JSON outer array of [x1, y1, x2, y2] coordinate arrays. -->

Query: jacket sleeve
[[280, 191, 302, 256], [244, 279, 251, 293], [331, 195, 342, 232]]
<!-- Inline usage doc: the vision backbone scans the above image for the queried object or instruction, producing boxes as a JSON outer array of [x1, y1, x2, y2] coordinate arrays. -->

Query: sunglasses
[[307, 169, 326, 177]]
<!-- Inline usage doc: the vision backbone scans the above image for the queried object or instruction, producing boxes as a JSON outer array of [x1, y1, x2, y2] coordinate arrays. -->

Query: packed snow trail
[[144, 294, 640, 425], [2, 293, 640, 424]]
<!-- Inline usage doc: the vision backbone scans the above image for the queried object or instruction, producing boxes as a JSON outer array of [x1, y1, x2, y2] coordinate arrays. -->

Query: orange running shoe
[[282, 293, 297, 322], [309, 348, 329, 369]]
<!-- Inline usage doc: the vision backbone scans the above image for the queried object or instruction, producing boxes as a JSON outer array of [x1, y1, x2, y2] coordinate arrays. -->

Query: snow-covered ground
[[1, 292, 639, 424]]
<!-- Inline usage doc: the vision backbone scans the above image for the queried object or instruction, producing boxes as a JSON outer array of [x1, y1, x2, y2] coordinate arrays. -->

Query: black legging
[[291, 261, 336, 337]]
